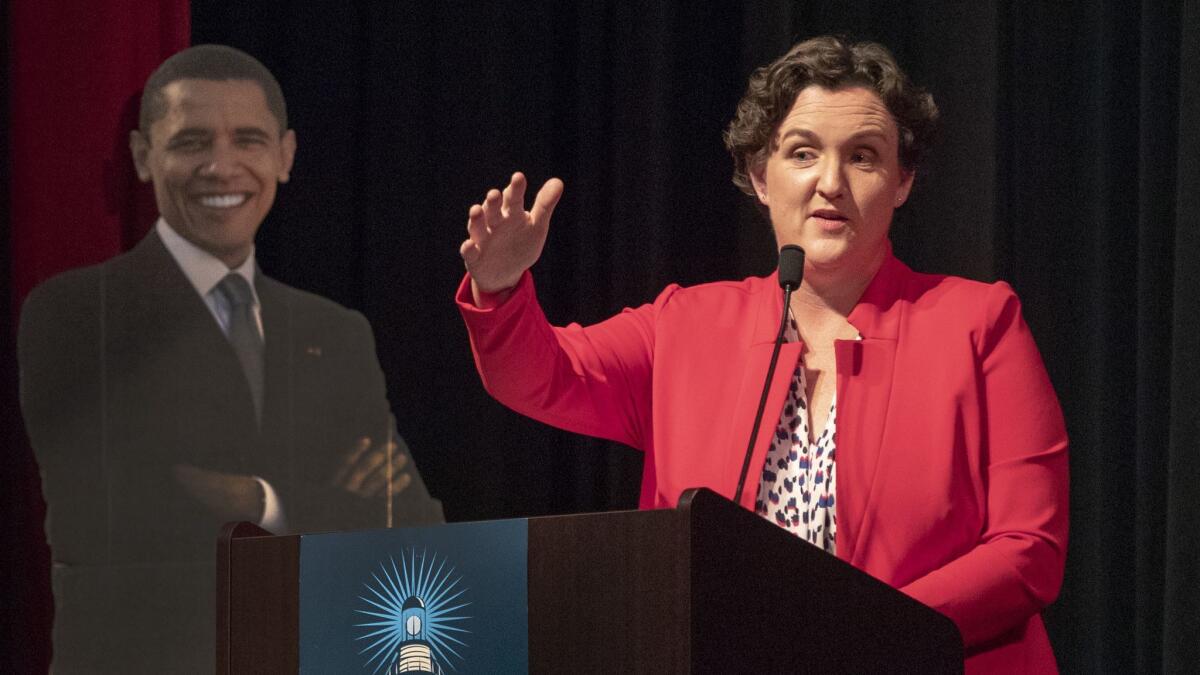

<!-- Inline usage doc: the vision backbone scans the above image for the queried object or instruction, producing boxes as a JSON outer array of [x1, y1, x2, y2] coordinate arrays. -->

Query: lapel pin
[[305, 346, 323, 357]]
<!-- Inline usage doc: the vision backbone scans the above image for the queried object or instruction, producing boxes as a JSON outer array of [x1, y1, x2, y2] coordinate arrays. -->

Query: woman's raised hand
[[459, 172, 563, 305]]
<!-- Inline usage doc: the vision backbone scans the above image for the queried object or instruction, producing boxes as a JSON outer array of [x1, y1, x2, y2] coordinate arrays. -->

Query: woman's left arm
[[900, 282, 1069, 647]]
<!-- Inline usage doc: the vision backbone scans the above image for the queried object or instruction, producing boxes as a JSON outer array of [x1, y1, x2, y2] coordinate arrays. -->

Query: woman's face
[[750, 85, 913, 278]]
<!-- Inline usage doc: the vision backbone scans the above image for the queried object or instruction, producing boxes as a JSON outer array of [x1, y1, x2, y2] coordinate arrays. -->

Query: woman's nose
[[815, 158, 845, 200]]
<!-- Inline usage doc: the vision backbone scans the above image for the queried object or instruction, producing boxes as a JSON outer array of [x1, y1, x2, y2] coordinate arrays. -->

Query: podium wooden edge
[[217, 521, 275, 675]]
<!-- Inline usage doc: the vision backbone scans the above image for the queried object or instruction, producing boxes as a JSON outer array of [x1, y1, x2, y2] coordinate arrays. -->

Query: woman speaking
[[456, 36, 1068, 673]]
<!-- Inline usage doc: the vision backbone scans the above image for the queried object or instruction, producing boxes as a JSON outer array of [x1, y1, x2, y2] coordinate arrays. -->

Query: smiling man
[[131, 75, 295, 268], [18, 45, 442, 673]]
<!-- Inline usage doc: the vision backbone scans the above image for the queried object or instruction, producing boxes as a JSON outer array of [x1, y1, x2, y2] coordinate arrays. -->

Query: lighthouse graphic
[[389, 596, 437, 674], [356, 549, 471, 673]]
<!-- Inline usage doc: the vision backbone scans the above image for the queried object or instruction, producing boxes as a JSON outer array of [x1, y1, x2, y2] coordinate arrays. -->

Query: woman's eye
[[791, 149, 815, 161], [852, 150, 877, 165]]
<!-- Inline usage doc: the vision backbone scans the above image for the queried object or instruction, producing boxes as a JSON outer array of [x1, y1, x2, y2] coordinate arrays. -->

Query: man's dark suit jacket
[[18, 230, 443, 673]]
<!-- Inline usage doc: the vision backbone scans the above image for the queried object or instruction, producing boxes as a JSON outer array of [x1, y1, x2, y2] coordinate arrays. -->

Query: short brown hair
[[139, 44, 288, 136], [724, 36, 938, 196]]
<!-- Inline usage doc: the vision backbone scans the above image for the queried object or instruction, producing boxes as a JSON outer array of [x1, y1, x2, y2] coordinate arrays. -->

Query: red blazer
[[457, 251, 1068, 673]]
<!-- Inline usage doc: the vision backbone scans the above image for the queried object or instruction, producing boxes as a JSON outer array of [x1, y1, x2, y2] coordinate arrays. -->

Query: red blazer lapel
[[837, 251, 906, 564]]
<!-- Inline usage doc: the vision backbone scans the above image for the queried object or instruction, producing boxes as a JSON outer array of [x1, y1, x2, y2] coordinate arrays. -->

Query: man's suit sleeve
[[17, 272, 106, 564]]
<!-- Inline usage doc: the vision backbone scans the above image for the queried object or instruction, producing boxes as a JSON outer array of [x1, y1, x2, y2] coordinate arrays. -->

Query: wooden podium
[[217, 488, 962, 673]]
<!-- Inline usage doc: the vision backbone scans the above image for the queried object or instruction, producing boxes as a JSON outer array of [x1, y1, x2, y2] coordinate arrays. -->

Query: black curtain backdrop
[[4, 1, 1192, 672], [187, 0, 1010, 520]]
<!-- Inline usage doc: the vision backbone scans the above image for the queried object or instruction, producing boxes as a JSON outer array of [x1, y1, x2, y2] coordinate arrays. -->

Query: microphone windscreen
[[777, 245, 805, 290]]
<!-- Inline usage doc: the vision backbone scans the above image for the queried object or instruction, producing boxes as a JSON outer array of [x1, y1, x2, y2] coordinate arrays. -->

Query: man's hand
[[172, 464, 264, 523], [459, 171, 563, 307], [332, 436, 412, 499]]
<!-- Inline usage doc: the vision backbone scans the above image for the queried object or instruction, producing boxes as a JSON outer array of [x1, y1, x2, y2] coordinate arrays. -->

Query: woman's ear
[[894, 170, 915, 207], [749, 159, 769, 206]]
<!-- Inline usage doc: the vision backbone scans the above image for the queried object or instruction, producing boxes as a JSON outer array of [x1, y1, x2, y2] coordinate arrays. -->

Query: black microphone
[[733, 245, 805, 505], [777, 244, 805, 291]]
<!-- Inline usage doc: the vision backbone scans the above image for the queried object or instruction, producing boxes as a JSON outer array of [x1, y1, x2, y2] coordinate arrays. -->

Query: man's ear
[[130, 130, 152, 182], [748, 158, 769, 206], [278, 129, 297, 183]]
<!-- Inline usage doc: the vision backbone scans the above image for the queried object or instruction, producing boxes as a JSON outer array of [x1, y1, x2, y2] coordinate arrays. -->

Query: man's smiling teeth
[[198, 194, 247, 208]]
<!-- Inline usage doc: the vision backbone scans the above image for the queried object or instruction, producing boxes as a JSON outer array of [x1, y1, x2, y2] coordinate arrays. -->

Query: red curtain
[[6, 2, 188, 671], [10, 0, 190, 303]]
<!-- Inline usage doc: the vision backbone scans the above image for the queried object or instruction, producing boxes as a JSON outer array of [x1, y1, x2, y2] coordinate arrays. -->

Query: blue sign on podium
[[298, 519, 529, 674]]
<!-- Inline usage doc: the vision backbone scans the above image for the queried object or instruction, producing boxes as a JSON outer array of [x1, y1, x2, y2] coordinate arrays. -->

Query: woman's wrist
[[470, 277, 516, 308]]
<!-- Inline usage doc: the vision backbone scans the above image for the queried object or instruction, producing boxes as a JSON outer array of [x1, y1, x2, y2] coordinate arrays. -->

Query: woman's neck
[[790, 246, 886, 321]]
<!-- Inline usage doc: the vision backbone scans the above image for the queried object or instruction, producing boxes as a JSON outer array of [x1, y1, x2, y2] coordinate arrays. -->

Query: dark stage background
[[5, 1, 1198, 672]]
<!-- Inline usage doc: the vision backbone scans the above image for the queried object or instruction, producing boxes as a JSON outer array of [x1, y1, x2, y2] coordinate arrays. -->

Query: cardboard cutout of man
[[18, 45, 442, 673]]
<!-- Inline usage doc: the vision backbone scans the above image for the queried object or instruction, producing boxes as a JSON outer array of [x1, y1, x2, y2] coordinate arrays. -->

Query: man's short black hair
[[139, 44, 288, 135]]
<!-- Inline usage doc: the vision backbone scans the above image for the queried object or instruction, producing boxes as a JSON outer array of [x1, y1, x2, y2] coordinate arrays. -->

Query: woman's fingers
[[473, 173, 554, 237], [460, 203, 487, 265], [530, 178, 564, 228], [461, 172, 561, 289], [466, 203, 487, 239], [459, 238, 481, 265], [501, 172, 527, 219], [482, 188, 504, 229]]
